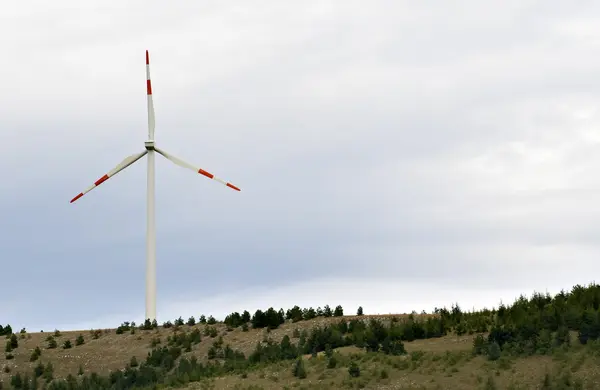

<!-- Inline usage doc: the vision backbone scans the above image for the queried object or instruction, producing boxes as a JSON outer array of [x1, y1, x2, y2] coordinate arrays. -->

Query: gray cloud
[[2, 0, 600, 331]]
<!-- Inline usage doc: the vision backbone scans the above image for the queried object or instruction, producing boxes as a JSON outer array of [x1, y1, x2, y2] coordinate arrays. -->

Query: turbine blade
[[146, 50, 156, 140], [154, 147, 240, 191], [70, 150, 148, 203]]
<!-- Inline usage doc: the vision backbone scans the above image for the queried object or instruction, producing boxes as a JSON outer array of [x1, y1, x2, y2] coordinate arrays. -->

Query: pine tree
[[47, 337, 57, 349], [293, 357, 307, 378], [130, 356, 139, 367], [487, 342, 501, 361]]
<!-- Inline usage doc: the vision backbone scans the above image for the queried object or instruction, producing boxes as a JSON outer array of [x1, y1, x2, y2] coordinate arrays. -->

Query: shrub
[[63, 340, 72, 349], [9, 334, 18, 349], [325, 344, 333, 358], [473, 334, 486, 355], [34, 362, 44, 377], [43, 362, 54, 382], [116, 322, 134, 334], [207, 346, 217, 360], [348, 361, 360, 377], [30, 347, 41, 362], [141, 319, 155, 330], [76, 334, 85, 346], [130, 356, 139, 367], [10, 373, 22, 389], [488, 342, 501, 361], [327, 355, 337, 368], [293, 357, 307, 379], [47, 337, 57, 349], [150, 337, 161, 347], [357, 306, 364, 316], [0, 325, 12, 336]]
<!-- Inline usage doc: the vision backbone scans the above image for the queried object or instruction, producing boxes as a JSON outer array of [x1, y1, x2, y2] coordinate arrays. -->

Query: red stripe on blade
[[146, 50, 150, 65], [198, 169, 214, 179], [147, 80, 152, 95], [94, 174, 109, 186], [70, 193, 84, 203], [226, 183, 241, 191]]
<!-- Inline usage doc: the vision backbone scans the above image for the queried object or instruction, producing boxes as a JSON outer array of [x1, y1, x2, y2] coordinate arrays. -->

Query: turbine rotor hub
[[145, 140, 155, 151]]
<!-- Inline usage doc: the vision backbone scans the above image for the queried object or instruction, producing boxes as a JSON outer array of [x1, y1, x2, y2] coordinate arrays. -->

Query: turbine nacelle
[[145, 140, 156, 150]]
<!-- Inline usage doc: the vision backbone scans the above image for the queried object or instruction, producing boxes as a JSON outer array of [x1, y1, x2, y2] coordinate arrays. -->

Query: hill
[[1, 284, 600, 389]]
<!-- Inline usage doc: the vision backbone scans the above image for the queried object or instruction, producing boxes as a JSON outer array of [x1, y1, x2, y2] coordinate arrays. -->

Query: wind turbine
[[70, 50, 241, 322]]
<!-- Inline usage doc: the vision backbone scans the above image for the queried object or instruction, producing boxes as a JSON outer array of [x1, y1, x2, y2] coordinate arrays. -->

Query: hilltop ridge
[[1, 282, 600, 389]]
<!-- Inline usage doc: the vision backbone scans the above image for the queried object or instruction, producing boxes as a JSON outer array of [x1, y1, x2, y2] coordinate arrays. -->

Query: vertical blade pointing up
[[146, 50, 156, 140], [145, 49, 157, 322]]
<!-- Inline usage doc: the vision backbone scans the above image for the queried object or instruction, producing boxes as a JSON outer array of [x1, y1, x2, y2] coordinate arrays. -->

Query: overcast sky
[[2, 0, 600, 331]]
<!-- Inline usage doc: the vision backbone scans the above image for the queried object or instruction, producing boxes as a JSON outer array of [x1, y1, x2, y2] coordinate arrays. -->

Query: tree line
[[222, 304, 346, 330]]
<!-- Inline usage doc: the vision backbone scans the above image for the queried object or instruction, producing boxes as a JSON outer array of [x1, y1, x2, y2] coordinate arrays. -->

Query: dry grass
[[0, 328, 156, 380], [0, 314, 419, 383], [186, 344, 600, 389], [2, 315, 600, 390]]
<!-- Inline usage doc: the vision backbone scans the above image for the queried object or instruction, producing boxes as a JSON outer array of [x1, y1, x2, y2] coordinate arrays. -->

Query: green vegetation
[[2, 282, 600, 389], [0, 325, 13, 337], [29, 347, 41, 362], [75, 334, 85, 346]]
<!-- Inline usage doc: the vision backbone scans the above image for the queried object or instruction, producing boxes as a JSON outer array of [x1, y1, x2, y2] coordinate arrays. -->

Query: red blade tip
[[146, 50, 149, 65], [227, 183, 241, 191], [70, 193, 83, 203]]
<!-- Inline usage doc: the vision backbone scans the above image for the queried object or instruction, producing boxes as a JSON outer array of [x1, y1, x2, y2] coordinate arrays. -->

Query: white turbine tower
[[70, 50, 241, 322]]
